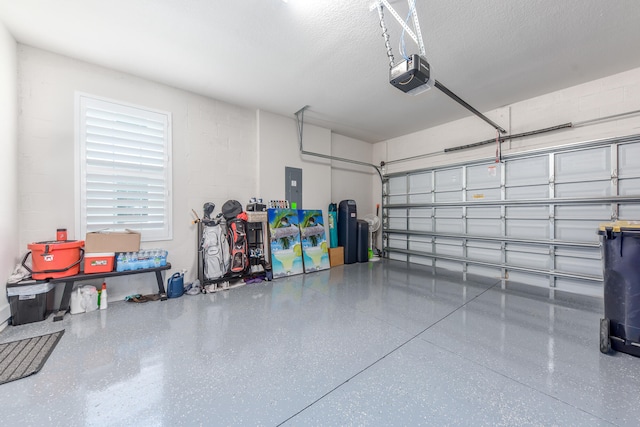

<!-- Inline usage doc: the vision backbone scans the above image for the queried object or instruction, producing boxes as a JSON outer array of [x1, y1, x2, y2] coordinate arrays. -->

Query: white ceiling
[[2, 0, 640, 143]]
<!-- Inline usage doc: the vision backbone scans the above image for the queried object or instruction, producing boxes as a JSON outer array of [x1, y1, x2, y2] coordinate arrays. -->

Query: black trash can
[[338, 200, 358, 264], [598, 221, 640, 357]]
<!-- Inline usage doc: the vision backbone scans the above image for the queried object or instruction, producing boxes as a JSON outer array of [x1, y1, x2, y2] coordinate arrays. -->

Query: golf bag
[[227, 216, 249, 274], [201, 218, 230, 280], [221, 199, 249, 274]]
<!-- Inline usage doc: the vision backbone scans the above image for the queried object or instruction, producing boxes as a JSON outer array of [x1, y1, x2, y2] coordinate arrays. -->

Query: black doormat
[[0, 330, 64, 385]]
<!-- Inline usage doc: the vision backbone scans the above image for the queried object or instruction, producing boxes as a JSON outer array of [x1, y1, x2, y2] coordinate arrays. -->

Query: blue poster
[[268, 208, 304, 278], [298, 209, 330, 273]]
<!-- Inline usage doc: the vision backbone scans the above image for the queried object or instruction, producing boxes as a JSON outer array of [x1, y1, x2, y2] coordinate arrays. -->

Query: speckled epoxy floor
[[1, 260, 638, 426]]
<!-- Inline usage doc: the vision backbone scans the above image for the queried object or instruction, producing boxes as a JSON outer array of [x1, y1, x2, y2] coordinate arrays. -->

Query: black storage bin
[[598, 221, 640, 357], [338, 200, 358, 264], [357, 220, 369, 263], [7, 280, 55, 326]]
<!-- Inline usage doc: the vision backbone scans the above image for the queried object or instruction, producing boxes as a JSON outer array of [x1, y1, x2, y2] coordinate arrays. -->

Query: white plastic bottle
[[100, 282, 108, 310]]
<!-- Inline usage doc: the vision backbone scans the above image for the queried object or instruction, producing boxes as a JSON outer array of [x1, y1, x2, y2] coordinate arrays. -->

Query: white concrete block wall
[[331, 133, 376, 216], [257, 109, 332, 225], [17, 46, 257, 300], [14, 45, 361, 308], [0, 22, 17, 327]]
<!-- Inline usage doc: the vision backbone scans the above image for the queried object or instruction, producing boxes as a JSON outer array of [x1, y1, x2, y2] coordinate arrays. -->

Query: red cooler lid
[[28, 240, 85, 250]]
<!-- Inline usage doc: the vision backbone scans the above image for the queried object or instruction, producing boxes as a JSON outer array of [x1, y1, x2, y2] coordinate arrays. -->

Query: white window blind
[[77, 94, 172, 242]]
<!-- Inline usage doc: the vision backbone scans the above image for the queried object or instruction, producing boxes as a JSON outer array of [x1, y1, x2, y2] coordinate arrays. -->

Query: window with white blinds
[[76, 94, 172, 242]]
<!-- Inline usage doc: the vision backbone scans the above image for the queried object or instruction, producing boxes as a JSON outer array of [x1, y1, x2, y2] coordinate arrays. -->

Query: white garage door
[[383, 135, 640, 297]]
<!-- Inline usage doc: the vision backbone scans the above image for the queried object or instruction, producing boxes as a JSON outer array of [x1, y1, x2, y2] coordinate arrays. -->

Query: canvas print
[[268, 208, 304, 278], [298, 209, 330, 273]]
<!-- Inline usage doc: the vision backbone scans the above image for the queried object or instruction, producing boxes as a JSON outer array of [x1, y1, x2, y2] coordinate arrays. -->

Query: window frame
[[75, 92, 173, 242]]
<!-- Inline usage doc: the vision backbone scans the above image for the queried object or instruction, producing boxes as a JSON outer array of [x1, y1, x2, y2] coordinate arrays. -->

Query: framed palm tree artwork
[[298, 209, 330, 273], [268, 208, 304, 278]]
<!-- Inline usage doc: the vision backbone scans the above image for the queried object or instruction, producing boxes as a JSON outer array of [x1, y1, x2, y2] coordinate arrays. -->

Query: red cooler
[[23, 240, 85, 280]]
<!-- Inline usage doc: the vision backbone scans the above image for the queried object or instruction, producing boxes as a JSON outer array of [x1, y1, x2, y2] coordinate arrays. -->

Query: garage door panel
[[408, 208, 431, 231], [506, 271, 550, 289], [619, 177, 640, 195], [388, 176, 407, 204], [408, 236, 432, 253], [388, 176, 406, 193], [435, 191, 463, 202], [435, 207, 462, 218], [467, 218, 502, 236], [467, 187, 501, 201], [556, 255, 602, 277], [506, 206, 548, 219], [388, 237, 408, 250], [435, 218, 463, 233], [555, 147, 610, 182], [555, 278, 602, 298], [619, 204, 640, 219], [506, 184, 549, 199], [555, 181, 611, 198], [409, 172, 432, 191], [389, 252, 408, 262], [434, 237, 462, 246], [389, 195, 406, 204], [388, 217, 407, 230], [506, 219, 550, 239], [408, 172, 432, 203], [506, 243, 548, 255], [555, 220, 601, 242], [618, 143, 640, 178], [506, 156, 549, 186], [409, 192, 431, 203], [467, 206, 501, 218], [468, 241, 502, 251], [435, 239, 463, 257], [467, 246, 501, 263], [435, 259, 463, 272], [467, 265, 501, 279], [467, 163, 502, 190], [435, 168, 463, 192], [555, 204, 610, 220], [408, 216, 432, 231], [507, 250, 551, 270], [409, 255, 431, 266], [555, 247, 600, 259]]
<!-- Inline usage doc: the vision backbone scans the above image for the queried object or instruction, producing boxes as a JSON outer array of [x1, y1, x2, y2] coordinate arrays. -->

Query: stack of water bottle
[[116, 249, 168, 272]]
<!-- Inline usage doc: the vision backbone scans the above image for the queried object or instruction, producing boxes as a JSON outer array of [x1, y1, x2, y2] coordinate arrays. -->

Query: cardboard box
[[329, 247, 344, 267], [85, 230, 140, 253]]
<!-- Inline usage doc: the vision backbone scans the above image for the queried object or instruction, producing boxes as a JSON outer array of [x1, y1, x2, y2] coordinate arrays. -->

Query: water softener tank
[[338, 200, 357, 264]]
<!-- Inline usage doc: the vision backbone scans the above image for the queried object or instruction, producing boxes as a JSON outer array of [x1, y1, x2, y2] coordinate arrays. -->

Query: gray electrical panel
[[285, 167, 302, 209]]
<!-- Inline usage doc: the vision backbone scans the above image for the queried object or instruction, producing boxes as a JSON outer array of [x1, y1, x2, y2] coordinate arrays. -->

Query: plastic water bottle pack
[[116, 249, 168, 272]]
